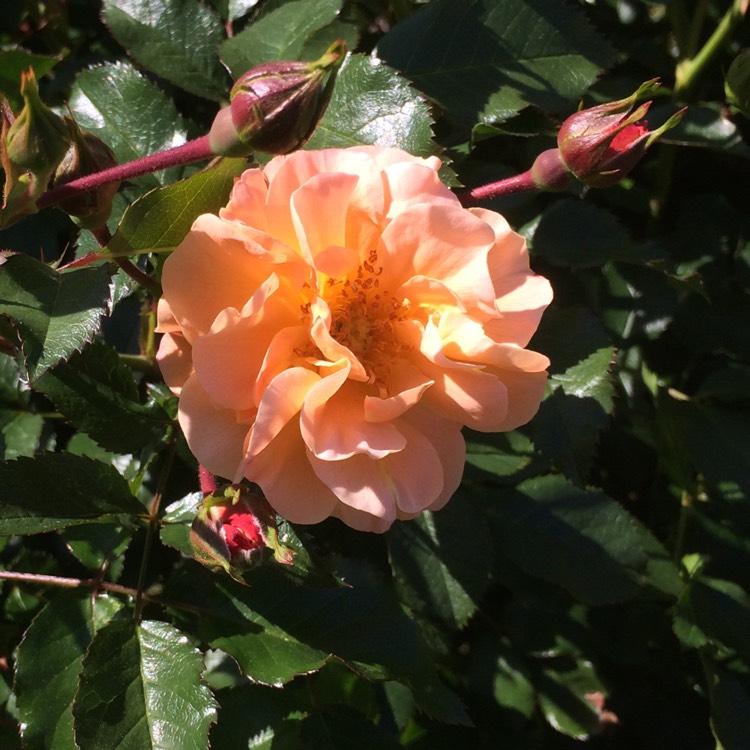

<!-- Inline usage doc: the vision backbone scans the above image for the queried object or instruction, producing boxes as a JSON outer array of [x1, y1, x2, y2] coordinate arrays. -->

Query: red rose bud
[[5, 69, 70, 176], [189, 485, 293, 581], [209, 39, 346, 157], [557, 80, 685, 188], [52, 118, 119, 228]]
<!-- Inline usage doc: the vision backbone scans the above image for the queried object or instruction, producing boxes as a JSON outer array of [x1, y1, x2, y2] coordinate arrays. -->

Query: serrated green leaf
[[220, 0, 345, 76], [306, 54, 435, 155], [1, 411, 43, 459], [681, 576, 750, 663], [532, 388, 609, 485], [301, 707, 400, 749], [378, 0, 615, 124], [537, 660, 604, 740], [705, 660, 750, 750], [530, 307, 616, 484], [106, 157, 248, 256], [160, 492, 202, 556], [532, 200, 634, 268], [68, 61, 191, 189], [169, 561, 469, 723], [487, 475, 668, 605], [61, 523, 131, 571], [34, 340, 170, 453], [387, 495, 492, 631], [0, 254, 112, 381], [15, 593, 122, 750], [0, 47, 64, 109], [659, 396, 750, 501], [0, 453, 144, 535], [74, 619, 217, 750], [102, 0, 227, 101]]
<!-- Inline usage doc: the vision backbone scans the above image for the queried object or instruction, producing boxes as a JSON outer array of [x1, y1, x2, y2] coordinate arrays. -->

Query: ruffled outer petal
[[178, 374, 251, 481]]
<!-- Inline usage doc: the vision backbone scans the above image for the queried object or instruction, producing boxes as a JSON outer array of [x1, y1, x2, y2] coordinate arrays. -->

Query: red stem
[[457, 170, 537, 204], [36, 135, 214, 210]]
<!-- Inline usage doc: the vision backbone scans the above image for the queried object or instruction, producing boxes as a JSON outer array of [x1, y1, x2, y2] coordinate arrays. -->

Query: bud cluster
[[1, 69, 119, 228]]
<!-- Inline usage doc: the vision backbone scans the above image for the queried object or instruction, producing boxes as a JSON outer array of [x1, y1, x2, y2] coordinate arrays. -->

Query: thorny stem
[[457, 170, 537, 204], [0, 570, 210, 616], [134, 431, 176, 623], [36, 135, 215, 210]]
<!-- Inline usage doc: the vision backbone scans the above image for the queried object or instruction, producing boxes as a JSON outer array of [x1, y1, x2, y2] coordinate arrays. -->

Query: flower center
[[326, 250, 410, 382]]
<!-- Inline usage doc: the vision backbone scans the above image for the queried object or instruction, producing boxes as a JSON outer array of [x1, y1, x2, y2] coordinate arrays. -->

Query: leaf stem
[[36, 135, 214, 210], [134, 431, 176, 623], [91, 225, 162, 297]]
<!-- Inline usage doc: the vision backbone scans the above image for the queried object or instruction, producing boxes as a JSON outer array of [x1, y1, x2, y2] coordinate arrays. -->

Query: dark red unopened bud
[[557, 80, 684, 188], [190, 485, 293, 582], [209, 40, 346, 157], [52, 119, 119, 228]]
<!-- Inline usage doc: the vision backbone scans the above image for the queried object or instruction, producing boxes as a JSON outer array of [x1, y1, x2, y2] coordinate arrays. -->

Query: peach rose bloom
[[157, 147, 552, 532]]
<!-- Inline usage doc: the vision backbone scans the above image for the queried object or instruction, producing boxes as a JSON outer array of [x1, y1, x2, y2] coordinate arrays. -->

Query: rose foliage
[[1, 1, 750, 749]]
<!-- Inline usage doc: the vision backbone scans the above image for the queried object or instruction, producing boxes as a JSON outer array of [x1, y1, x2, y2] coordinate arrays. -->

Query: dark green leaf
[[220, 0, 347, 76], [74, 619, 217, 750], [68, 62, 191, 188], [378, 0, 615, 124], [681, 576, 750, 663], [301, 707, 400, 749], [0, 453, 144, 534], [62, 523, 132, 571], [102, 0, 227, 101], [387, 494, 493, 631], [531, 200, 633, 267], [15, 593, 122, 750], [169, 561, 469, 723], [659, 397, 750, 501], [34, 339, 171, 453], [0, 254, 111, 381], [704, 660, 750, 750], [305, 54, 435, 155], [106, 157, 248, 256], [487, 475, 669, 605], [160, 492, 202, 556]]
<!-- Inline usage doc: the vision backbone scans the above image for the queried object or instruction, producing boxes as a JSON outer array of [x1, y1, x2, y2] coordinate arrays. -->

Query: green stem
[[92, 226, 162, 297], [673, 489, 694, 565], [684, 0, 710, 59], [675, 0, 747, 99], [119, 352, 159, 377], [134, 432, 176, 623]]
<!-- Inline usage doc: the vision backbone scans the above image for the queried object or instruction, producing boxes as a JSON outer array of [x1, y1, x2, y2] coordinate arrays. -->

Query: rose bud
[[209, 39, 346, 157], [4, 68, 69, 177], [190, 485, 293, 581], [557, 80, 685, 188], [51, 118, 119, 229]]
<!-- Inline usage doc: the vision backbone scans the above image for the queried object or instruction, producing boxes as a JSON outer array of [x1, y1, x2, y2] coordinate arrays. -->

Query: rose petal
[[178, 374, 250, 481]]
